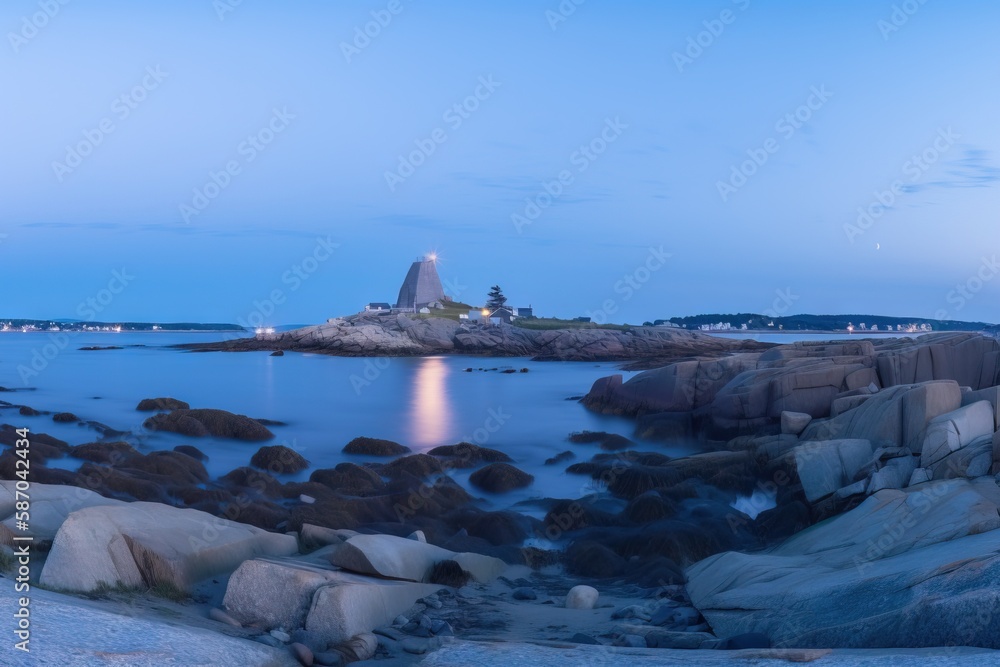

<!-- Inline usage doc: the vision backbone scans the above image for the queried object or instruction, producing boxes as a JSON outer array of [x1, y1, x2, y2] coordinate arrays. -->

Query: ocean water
[[0, 332, 663, 508]]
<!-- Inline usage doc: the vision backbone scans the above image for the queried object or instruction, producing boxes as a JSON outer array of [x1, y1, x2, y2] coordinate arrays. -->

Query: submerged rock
[[342, 436, 410, 457], [144, 408, 274, 441], [469, 463, 534, 493]]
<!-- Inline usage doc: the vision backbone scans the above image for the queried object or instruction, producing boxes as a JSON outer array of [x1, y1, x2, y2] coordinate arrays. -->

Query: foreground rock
[[40, 501, 297, 593], [0, 585, 298, 666], [326, 533, 507, 583], [686, 479, 1000, 648], [143, 408, 275, 441], [225, 556, 447, 646]]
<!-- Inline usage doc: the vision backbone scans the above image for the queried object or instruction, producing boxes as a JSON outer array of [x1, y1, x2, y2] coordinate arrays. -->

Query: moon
[[876, 243, 881, 250]]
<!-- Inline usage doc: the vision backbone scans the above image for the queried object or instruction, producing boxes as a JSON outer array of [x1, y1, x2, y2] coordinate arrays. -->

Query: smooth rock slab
[[0, 585, 298, 666], [327, 533, 506, 583], [686, 480, 1000, 648], [40, 502, 297, 593]]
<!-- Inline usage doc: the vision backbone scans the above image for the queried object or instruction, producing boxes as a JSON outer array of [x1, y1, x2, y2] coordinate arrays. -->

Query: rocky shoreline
[[2, 331, 1000, 664], [176, 312, 774, 363]]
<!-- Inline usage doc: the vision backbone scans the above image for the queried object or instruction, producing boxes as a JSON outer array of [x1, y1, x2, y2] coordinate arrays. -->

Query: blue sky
[[2, 0, 999, 325]]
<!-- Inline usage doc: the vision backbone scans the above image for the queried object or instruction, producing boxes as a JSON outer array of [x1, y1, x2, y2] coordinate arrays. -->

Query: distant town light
[[481, 309, 489, 318]]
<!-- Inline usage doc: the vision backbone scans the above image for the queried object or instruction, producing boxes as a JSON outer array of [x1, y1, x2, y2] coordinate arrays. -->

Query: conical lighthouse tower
[[394, 254, 445, 310]]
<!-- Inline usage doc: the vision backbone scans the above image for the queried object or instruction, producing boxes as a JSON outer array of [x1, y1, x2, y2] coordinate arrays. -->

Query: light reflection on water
[[409, 356, 452, 449]]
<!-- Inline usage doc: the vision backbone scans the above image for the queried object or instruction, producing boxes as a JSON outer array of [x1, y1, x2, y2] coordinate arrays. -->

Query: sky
[[2, 0, 999, 325]]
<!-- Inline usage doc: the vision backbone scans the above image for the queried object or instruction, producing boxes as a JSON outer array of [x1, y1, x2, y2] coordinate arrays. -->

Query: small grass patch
[[513, 317, 636, 331]]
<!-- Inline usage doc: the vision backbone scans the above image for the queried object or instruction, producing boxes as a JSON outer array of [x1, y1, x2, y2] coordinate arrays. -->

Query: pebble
[[565, 585, 599, 610], [512, 587, 537, 601], [208, 607, 241, 627], [299, 494, 315, 504], [270, 629, 291, 643], [290, 642, 314, 666]]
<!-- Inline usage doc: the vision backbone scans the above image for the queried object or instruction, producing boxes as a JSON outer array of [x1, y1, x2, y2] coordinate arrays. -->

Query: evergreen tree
[[485, 285, 507, 310]]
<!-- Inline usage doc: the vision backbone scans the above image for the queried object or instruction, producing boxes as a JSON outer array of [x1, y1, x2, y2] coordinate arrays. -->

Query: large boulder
[[327, 533, 506, 583], [780, 411, 812, 435], [0, 481, 125, 543], [876, 333, 1000, 390], [40, 502, 297, 593], [792, 439, 874, 502], [143, 409, 274, 441], [801, 381, 962, 451], [306, 578, 442, 645], [920, 401, 995, 468], [686, 479, 1000, 648], [962, 386, 1000, 430]]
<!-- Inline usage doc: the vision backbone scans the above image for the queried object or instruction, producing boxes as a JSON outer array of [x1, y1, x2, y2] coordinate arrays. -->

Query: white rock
[[921, 401, 995, 468], [0, 481, 125, 543], [780, 411, 812, 435], [408, 530, 427, 543], [39, 502, 297, 593], [565, 585, 599, 610], [793, 439, 874, 502], [328, 533, 505, 583], [307, 583, 441, 645]]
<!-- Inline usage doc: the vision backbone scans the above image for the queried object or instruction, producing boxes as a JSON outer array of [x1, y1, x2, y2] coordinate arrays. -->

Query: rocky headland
[[177, 312, 773, 363], [3, 331, 1000, 664]]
